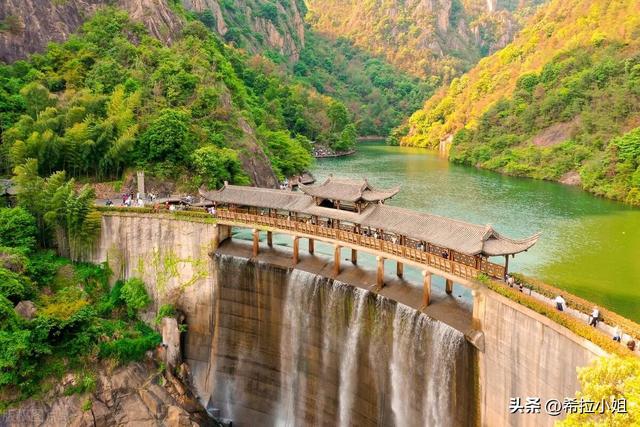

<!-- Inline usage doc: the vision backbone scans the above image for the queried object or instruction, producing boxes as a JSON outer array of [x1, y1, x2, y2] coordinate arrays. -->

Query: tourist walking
[[589, 307, 600, 327], [554, 295, 566, 311], [613, 326, 622, 342]]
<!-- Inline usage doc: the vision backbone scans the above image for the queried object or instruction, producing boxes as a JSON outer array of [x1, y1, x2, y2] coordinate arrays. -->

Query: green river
[[310, 141, 640, 321]]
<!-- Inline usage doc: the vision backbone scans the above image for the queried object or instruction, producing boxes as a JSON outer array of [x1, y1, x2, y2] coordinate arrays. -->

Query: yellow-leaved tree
[[558, 356, 640, 426]]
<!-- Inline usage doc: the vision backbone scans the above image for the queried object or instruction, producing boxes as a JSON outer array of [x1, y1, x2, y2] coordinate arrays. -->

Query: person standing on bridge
[[554, 295, 566, 311]]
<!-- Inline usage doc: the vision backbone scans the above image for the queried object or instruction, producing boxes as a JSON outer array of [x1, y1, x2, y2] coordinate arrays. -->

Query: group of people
[[553, 295, 637, 352], [505, 274, 526, 293], [279, 178, 290, 191]]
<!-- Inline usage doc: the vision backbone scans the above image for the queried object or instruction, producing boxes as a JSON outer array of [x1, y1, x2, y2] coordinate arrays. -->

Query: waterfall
[[390, 304, 466, 427], [338, 289, 367, 427], [195, 256, 476, 427]]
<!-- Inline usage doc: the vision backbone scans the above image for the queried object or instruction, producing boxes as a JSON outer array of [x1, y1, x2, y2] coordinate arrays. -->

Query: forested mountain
[[0, 8, 359, 189], [306, 0, 546, 80], [190, 0, 434, 135], [400, 0, 640, 205]]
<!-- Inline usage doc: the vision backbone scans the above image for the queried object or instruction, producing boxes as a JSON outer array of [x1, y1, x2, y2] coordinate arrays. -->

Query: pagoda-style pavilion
[[200, 177, 540, 304]]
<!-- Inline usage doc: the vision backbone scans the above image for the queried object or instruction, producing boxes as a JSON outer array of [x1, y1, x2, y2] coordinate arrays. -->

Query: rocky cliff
[[0, 0, 306, 64], [182, 0, 306, 61], [306, 0, 546, 79], [0, 362, 214, 427], [0, 0, 182, 63]]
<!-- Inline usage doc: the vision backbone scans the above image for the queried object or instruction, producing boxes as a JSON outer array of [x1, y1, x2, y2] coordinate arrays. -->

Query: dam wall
[[88, 214, 606, 426], [473, 288, 606, 427]]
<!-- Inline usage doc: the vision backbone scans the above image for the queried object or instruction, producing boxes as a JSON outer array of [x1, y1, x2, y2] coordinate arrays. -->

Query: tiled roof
[[299, 176, 400, 202], [201, 183, 540, 256]]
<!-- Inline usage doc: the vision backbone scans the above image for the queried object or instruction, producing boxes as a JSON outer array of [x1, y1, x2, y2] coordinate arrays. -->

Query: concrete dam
[[89, 212, 606, 426]]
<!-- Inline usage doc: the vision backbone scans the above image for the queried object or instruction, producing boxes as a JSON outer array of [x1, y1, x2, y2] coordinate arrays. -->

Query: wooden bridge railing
[[214, 209, 506, 280]]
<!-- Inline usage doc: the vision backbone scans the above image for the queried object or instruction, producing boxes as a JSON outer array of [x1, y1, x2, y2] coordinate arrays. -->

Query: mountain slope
[[306, 0, 545, 80], [0, 0, 182, 63], [400, 0, 640, 204], [0, 8, 358, 189]]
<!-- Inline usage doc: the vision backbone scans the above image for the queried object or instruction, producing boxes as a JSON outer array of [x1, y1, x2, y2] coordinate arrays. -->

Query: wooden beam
[[308, 238, 314, 255], [445, 279, 453, 295], [421, 271, 432, 310], [333, 245, 341, 277], [351, 248, 357, 265], [376, 256, 384, 290], [396, 261, 403, 279], [267, 231, 273, 247], [293, 236, 300, 265], [252, 228, 259, 257]]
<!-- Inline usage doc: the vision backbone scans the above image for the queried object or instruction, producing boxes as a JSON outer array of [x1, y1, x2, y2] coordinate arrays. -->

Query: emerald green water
[[311, 141, 640, 321]]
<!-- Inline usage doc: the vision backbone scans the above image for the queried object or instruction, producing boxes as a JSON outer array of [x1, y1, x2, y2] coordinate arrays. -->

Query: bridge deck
[[214, 209, 496, 288]]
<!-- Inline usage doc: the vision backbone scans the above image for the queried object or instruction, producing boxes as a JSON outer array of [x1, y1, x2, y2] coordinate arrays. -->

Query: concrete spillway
[[190, 255, 476, 426], [91, 213, 605, 427]]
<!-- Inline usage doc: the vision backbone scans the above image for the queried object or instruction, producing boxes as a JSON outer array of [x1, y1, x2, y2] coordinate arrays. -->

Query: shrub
[[0, 267, 36, 303], [0, 207, 37, 252], [155, 304, 177, 325], [482, 278, 635, 357], [98, 322, 160, 364], [120, 278, 150, 316]]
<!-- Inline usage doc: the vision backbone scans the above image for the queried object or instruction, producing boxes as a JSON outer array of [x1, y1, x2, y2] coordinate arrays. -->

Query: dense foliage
[[401, 0, 640, 204], [0, 207, 159, 408], [559, 356, 640, 426], [450, 45, 640, 204], [306, 0, 544, 79], [293, 33, 435, 136], [0, 9, 356, 187]]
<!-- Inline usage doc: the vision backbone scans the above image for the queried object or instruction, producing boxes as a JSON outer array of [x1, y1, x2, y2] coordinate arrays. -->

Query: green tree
[[138, 109, 194, 167], [120, 278, 150, 317], [191, 145, 249, 189], [328, 100, 350, 133], [19, 83, 53, 118], [334, 123, 357, 151], [0, 207, 38, 252], [559, 356, 640, 427]]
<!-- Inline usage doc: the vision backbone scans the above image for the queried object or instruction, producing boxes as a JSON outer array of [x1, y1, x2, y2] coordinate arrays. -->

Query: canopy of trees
[[0, 9, 357, 188]]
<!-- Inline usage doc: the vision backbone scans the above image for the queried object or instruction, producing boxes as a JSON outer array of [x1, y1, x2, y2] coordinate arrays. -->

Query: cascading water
[[189, 255, 476, 426]]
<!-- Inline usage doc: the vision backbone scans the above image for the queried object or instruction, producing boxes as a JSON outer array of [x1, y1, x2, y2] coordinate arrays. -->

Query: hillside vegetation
[[191, 1, 433, 136], [306, 0, 545, 80], [400, 0, 640, 205], [0, 8, 358, 188]]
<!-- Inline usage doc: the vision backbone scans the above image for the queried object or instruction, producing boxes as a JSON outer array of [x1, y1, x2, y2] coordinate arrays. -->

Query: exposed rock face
[[0, 362, 213, 427], [14, 300, 36, 320], [181, 0, 306, 61], [0, 0, 182, 63], [306, 0, 546, 78]]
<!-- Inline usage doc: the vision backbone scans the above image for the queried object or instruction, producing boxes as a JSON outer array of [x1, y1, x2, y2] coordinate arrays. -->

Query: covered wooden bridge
[[201, 177, 540, 307]]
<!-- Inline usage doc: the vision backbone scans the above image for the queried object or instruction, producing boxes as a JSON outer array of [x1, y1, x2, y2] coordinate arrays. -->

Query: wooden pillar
[[421, 271, 432, 309], [267, 231, 273, 247], [308, 238, 315, 255], [351, 248, 357, 264], [333, 245, 341, 276], [376, 256, 384, 290], [252, 229, 259, 257], [396, 261, 404, 279], [293, 236, 300, 265], [504, 255, 510, 277], [446, 279, 453, 295]]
